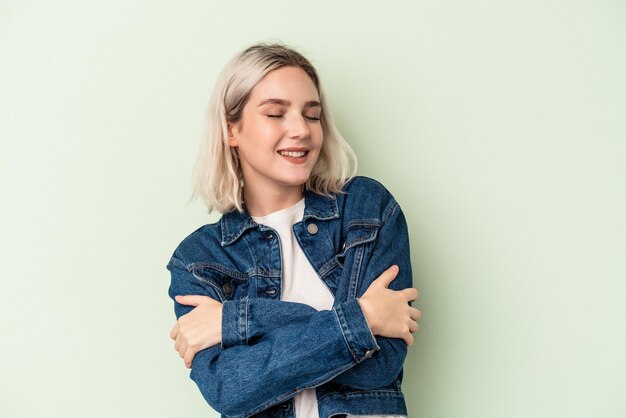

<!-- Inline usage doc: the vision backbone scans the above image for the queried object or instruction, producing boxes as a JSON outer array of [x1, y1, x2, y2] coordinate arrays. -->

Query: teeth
[[279, 151, 306, 157]]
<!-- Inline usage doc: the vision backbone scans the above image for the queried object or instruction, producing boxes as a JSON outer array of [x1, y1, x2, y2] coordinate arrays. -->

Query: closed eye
[[267, 114, 320, 121]]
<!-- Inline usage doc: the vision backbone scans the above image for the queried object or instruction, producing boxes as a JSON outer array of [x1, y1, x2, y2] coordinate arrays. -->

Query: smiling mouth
[[277, 150, 308, 157], [277, 149, 310, 164]]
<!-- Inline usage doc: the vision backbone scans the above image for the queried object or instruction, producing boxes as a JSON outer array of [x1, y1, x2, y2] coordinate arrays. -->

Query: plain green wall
[[1, 1, 624, 417]]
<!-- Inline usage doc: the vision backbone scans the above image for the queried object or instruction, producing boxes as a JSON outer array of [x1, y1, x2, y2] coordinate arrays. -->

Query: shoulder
[[167, 220, 224, 268], [338, 176, 399, 223], [341, 175, 390, 195]]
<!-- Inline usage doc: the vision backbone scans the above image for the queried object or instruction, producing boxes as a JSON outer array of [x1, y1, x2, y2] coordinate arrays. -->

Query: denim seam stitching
[[333, 306, 357, 361], [382, 200, 399, 224], [318, 258, 340, 277], [318, 389, 405, 401], [350, 245, 365, 300], [187, 262, 248, 280], [168, 257, 187, 270], [343, 229, 379, 253], [358, 305, 380, 352], [244, 298, 249, 345], [347, 219, 382, 228]]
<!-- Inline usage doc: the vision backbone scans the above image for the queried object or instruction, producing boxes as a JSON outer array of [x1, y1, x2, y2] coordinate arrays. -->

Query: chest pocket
[[332, 220, 383, 301], [335, 220, 381, 266], [190, 263, 249, 302]]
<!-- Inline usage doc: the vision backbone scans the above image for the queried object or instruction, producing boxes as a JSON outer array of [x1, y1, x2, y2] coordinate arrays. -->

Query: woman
[[167, 43, 421, 418]]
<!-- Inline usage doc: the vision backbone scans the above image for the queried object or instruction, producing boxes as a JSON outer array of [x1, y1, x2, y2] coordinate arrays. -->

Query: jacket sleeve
[[167, 258, 380, 418], [228, 200, 413, 389], [329, 200, 412, 388]]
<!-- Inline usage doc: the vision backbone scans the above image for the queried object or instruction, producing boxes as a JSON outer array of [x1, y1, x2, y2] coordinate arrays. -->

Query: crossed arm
[[167, 202, 419, 416]]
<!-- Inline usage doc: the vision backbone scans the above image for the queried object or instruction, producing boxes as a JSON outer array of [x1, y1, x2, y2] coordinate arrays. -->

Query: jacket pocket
[[335, 220, 381, 268], [188, 262, 249, 301]]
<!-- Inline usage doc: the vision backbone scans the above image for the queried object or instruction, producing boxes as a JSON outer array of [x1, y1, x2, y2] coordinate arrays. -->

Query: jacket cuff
[[221, 299, 247, 349], [333, 298, 380, 363]]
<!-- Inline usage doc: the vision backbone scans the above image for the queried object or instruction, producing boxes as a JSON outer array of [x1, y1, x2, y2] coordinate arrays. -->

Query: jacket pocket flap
[[341, 220, 381, 254], [189, 263, 248, 301]]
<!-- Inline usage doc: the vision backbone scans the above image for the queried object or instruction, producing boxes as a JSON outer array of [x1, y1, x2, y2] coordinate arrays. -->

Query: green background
[[1, 1, 624, 417]]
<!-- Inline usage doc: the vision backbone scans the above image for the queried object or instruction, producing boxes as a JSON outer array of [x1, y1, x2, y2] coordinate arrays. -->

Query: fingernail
[[391, 265, 399, 272]]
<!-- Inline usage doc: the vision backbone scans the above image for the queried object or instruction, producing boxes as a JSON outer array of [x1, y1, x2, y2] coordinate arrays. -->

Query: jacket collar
[[220, 189, 340, 246]]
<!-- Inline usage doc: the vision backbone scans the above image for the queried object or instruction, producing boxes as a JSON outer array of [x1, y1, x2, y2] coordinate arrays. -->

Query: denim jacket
[[167, 176, 414, 418]]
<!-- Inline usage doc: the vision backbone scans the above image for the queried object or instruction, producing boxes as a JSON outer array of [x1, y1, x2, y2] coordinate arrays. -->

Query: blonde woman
[[168, 43, 421, 418]]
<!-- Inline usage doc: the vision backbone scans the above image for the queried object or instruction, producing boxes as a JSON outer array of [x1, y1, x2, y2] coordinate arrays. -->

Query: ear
[[227, 122, 238, 147]]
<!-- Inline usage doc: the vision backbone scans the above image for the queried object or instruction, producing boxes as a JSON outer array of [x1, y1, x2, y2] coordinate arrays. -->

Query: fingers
[[175, 335, 197, 369], [184, 349, 196, 369], [170, 301, 222, 369], [409, 307, 421, 321], [175, 295, 215, 307], [402, 320, 420, 346], [401, 288, 418, 302], [373, 265, 399, 289], [175, 335, 196, 368], [170, 322, 179, 340], [178, 339, 188, 361], [407, 305, 420, 333], [175, 335, 182, 351], [402, 306, 421, 345]]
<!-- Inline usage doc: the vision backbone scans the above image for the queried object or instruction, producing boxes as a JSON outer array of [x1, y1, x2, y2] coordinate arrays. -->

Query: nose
[[286, 114, 310, 140]]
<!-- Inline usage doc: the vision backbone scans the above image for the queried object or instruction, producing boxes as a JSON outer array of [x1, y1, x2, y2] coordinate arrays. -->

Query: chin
[[284, 178, 309, 187], [280, 173, 311, 187]]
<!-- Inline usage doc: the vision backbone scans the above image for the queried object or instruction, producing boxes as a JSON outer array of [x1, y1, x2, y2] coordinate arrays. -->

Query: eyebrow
[[257, 98, 321, 108]]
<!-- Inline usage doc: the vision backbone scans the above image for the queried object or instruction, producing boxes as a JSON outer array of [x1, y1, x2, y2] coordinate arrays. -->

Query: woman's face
[[228, 66, 323, 196]]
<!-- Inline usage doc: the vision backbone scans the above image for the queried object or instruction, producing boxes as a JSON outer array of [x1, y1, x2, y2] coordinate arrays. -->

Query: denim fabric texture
[[167, 176, 414, 418]]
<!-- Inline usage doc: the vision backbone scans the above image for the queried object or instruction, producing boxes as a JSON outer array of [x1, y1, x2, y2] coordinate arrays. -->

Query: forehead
[[249, 66, 319, 103]]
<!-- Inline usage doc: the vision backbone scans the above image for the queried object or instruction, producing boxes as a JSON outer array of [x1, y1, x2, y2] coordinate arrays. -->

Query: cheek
[[239, 121, 275, 148], [315, 131, 324, 150], [254, 120, 282, 141], [311, 124, 323, 142]]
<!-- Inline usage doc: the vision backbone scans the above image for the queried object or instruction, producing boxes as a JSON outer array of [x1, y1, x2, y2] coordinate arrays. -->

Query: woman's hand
[[170, 295, 223, 368], [357, 265, 421, 346]]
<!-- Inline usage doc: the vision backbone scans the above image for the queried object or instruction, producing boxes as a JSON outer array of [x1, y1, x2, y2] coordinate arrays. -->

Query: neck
[[243, 178, 305, 217]]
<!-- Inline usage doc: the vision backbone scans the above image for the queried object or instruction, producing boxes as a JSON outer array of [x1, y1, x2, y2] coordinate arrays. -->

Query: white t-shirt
[[252, 198, 405, 418]]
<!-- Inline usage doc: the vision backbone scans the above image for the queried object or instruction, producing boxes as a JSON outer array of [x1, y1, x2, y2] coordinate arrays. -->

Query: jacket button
[[266, 288, 277, 295], [364, 349, 375, 359], [307, 223, 318, 235], [222, 283, 233, 293]]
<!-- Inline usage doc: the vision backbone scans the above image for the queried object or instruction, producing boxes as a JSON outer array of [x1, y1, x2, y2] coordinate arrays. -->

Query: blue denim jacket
[[167, 176, 413, 418]]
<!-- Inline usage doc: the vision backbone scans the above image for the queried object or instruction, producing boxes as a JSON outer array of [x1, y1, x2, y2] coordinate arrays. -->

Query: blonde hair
[[191, 42, 357, 214]]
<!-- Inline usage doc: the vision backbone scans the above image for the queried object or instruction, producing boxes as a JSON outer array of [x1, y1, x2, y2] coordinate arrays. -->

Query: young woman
[[168, 43, 421, 418]]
